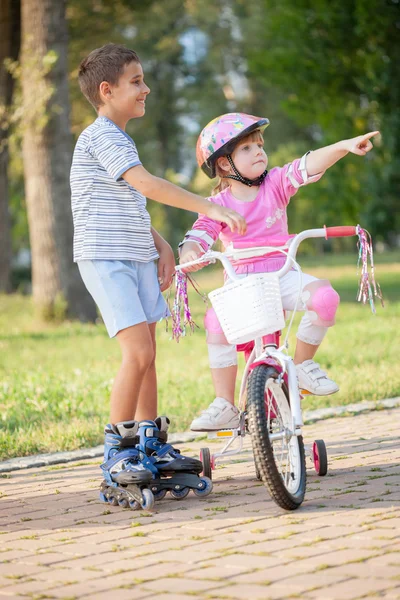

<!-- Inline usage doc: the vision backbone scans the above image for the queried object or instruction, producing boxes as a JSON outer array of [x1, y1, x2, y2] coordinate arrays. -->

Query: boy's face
[[101, 61, 150, 119]]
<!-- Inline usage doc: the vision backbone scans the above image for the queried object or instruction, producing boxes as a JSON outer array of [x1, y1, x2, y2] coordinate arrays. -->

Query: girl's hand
[[206, 204, 247, 235], [179, 242, 205, 273], [345, 131, 380, 156], [157, 241, 176, 291]]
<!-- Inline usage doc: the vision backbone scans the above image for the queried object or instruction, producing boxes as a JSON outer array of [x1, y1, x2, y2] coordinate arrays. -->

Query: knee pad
[[208, 343, 237, 369], [204, 307, 229, 345], [301, 280, 340, 327]]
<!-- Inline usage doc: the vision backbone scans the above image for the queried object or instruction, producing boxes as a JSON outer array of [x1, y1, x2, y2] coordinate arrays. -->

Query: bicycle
[[174, 225, 380, 511]]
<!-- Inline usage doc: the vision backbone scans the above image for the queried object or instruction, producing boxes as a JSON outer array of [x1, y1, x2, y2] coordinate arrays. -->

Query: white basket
[[208, 273, 285, 345]]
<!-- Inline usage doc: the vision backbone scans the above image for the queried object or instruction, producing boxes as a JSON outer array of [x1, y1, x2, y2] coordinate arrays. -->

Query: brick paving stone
[[278, 548, 383, 572], [52, 552, 152, 570], [83, 591, 153, 600], [208, 553, 284, 570], [270, 571, 352, 592], [111, 561, 201, 581], [0, 578, 60, 596], [323, 561, 400, 581], [186, 564, 258, 581], [0, 562, 49, 577], [153, 595, 213, 600], [0, 407, 399, 599], [306, 577, 398, 599], [379, 591, 400, 600], [140, 577, 228, 595], [0, 595, 34, 599], [32, 567, 102, 582], [47, 572, 153, 598], [206, 582, 288, 600]]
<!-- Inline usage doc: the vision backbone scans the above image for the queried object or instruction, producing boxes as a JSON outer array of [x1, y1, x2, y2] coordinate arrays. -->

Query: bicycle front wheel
[[247, 365, 306, 510]]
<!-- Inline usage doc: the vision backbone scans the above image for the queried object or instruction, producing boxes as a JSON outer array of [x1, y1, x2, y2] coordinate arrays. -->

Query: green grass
[[0, 251, 399, 461]]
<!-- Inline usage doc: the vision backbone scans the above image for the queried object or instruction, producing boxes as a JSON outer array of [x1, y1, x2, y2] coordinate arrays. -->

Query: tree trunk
[[20, 0, 96, 320], [0, 0, 20, 293]]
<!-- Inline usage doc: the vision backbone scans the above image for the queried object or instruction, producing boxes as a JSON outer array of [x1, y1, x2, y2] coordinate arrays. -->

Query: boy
[[70, 43, 246, 506]]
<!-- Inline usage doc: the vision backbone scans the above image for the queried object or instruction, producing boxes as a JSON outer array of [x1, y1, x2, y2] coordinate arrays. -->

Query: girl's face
[[231, 137, 268, 179]]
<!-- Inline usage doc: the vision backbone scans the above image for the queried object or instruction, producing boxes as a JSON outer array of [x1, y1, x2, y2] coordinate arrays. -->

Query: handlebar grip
[[324, 226, 358, 239]]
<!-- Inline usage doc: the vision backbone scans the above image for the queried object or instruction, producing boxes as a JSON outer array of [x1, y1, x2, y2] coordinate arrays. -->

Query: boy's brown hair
[[212, 130, 264, 195], [78, 43, 140, 110]]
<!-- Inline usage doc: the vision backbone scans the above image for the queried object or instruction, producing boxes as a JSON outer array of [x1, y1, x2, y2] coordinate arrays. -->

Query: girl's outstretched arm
[[306, 131, 380, 176]]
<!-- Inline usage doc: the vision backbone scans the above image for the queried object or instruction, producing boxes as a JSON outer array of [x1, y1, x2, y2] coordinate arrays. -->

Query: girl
[[179, 113, 378, 431]]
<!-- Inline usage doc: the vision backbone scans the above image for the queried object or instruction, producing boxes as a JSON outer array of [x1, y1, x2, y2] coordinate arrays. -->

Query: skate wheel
[[108, 495, 118, 506], [312, 439, 328, 476], [153, 489, 167, 501], [141, 488, 155, 510], [99, 491, 108, 503], [200, 448, 212, 480], [170, 487, 190, 500], [118, 497, 129, 509], [129, 499, 140, 510], [193, 476, 213, 498]]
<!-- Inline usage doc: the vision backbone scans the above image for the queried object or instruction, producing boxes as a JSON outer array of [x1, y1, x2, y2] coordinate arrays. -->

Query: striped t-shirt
[[70, 116, 158, 262]]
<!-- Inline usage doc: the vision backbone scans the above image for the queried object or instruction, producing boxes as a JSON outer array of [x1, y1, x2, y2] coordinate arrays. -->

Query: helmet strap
[[222, 154, 268, 187]]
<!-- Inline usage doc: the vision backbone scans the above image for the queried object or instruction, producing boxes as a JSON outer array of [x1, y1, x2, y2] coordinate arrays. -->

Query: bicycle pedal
[[208, 429, 238, 439]]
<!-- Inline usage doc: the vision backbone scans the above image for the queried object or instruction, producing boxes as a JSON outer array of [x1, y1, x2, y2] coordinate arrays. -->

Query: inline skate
[[137, 417, 213, 500], [99, 420, 155, 510]]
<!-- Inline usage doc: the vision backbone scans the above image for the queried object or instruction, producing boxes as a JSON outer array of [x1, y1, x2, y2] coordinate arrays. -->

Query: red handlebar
[[324, 226, 358, 239]]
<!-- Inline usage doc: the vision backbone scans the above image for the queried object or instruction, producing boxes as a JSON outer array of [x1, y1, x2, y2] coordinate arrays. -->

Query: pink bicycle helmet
[[196, 112, 269, 179]]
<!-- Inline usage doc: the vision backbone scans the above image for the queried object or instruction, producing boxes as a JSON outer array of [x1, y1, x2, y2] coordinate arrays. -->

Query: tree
[[67, 0, 247, 248], [0, 0, 20, 292], [20, 0, 96, 320], [241, 0, 400, 243]]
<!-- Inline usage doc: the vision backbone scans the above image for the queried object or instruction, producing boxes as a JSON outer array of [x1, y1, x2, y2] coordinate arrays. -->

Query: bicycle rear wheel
[[247, 365, 306, 510]]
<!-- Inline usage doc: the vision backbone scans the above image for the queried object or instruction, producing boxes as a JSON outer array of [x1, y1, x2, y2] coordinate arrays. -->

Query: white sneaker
[[296, 360, 339, 396], [190, 397, 240, 432]]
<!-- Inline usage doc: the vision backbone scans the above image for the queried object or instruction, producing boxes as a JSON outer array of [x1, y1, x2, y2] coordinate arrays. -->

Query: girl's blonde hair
[[212, 129, 264, 195]]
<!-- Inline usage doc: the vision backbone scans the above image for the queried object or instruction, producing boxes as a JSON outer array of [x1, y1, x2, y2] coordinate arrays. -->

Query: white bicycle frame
[[176, 227, 347, 459]]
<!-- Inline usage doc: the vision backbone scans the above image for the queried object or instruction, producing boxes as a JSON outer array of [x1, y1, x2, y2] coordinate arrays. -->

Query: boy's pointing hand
[[207, 204, 247, 235], [346, 131, 380, 156]]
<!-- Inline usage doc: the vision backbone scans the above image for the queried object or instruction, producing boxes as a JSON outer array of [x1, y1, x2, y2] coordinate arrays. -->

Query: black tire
[[313, 439, 328, 476], [247, 365, 306, 510], [200, 448, 212, 480]]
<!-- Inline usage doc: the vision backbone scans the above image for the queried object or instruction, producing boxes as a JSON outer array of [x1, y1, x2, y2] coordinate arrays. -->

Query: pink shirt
[[184, 156, 323, 274]]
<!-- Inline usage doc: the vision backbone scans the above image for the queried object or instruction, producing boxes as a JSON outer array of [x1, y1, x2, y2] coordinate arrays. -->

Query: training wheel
[[312, 439, 328, 476], [200, 447, 213, 480]]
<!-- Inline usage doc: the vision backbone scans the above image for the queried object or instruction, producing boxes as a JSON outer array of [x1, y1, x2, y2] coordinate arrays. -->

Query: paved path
[[0, 408, 399, 600]]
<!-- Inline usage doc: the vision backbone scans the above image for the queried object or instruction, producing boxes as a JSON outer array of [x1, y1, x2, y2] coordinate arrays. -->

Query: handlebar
[[324, 226, 358, 238], [176, 226, 359, 282]]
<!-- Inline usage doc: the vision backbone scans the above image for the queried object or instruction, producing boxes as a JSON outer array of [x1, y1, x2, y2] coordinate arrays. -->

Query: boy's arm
[[151, 227, 175, 292], [122, 165, 246, 235], [151, 226, 170, 253], [306, 131, 379, 176]]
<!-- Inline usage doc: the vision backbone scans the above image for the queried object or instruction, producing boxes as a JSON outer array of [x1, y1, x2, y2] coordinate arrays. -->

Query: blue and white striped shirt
[[70, 116, 158, 262]]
